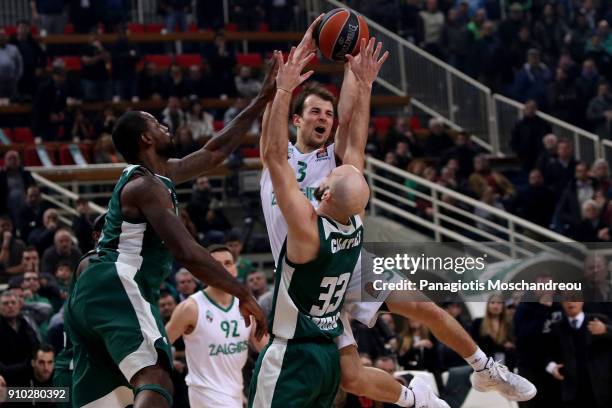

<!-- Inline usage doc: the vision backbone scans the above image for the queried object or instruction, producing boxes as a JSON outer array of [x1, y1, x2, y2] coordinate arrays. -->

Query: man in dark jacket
[[553, 162, 597, 235], [0, 150, 34, 219], [0, 291, 40, 382], [546, 300, 612, 408], [509, 169, 556, 227], [514, 276, 563, 408], [510, 100, 552, 173]]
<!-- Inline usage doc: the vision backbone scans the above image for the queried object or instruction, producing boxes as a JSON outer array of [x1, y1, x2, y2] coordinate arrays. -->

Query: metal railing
[[312, 0, 497, 153], [493, 94, 601, 163], [312, 0, 603, 164], [364, 156, 583, 261]]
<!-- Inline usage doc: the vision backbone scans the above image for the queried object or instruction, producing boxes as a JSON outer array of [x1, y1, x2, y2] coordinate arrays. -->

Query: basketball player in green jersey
[[63, 57, 278, 408], [248, 48, 371, 408]]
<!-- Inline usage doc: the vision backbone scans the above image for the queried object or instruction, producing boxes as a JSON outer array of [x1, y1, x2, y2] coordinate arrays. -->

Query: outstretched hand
[[345, 37, 389, 86], [295, 13, 325, 61], [274, 47, 316, 94], [239, 294, 268, 340], [257, 51, 282, 102]]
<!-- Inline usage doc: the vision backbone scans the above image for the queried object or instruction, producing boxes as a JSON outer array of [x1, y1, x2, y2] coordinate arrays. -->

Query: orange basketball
[[315, 8, 369, 62]]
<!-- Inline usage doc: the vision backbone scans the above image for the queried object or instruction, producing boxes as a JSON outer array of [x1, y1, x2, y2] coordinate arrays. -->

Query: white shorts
[[335, 249, 404, 349], [188, 386, 242, 408]]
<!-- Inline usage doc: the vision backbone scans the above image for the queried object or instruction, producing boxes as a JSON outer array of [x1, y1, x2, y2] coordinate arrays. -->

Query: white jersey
[[260, 142, 337, 262], [183, 290, 251, 402]]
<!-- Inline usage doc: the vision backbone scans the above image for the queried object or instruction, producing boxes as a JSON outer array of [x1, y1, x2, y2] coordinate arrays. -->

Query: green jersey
[[92, 164, 178, 303], [269, 215, 363, 341]]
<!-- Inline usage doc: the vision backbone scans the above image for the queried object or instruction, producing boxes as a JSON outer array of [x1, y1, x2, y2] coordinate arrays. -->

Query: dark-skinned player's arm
[[122, 176, 267, 339], [262, 49, 320, 264], [167, 55, 279, 185], [341, 37, 389, 173]]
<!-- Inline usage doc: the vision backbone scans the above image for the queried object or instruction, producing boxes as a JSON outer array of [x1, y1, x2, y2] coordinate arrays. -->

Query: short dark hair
[[291, 82, 337, 117], [35, 344, 55, 356], [0, 214, 12, 223], [23, 245, 37, 253], [207, 244, 235, 261], [55, 261, 71, 270], [112, 111, 148, 163]]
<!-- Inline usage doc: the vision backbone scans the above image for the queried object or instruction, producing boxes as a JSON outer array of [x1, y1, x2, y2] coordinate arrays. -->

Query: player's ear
[[320, 188, 332, 202], [292, 114, 301, 128], [140, 131, 153, 147]]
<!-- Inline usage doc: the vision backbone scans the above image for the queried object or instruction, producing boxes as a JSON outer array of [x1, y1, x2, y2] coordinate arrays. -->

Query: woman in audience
[[470, 293, 516, 370]]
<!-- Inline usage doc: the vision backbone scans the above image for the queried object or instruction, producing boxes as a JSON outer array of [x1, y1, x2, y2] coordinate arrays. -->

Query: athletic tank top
[[260, 142, 337, 263], [184, 291, 250, 397], [270, 215, 363, 340], [92, 164, 178, 303]]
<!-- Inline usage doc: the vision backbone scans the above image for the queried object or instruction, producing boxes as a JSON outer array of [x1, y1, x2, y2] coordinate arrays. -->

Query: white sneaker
[[409, 377, 450, 408], [471, 358, 537, 401]]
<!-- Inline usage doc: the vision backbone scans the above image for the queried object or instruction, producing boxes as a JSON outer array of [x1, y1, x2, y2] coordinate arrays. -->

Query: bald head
[[316, 165, 370, 220]]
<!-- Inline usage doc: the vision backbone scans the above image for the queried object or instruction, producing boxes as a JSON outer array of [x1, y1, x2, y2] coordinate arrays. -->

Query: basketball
[[315, 8, 369, 62]]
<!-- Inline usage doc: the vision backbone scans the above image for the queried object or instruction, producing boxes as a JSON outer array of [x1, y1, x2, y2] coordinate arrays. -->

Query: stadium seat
[[78, 143, 93, 163], [59, 145, 75, 165], [372, 116, 392, 135], [241, 147, 260, 158], [224, 23, 238, 32], [145, 24, 165, 33], [63, 24, 74, 34], [127, 23, 145, 33], [259, 22, 269, 32], [175, 54, 203, 68], [143, 55, 173, 69], [1, 128, 13, 141], [324, 83, 339, 97], [52, 56, 82, 71], [236, 53, 264, 68], [12, 127, 34, 144], [188, 22, 199, 32], [5, 26, 17, 36], [213, 121, 224, 132], [23, 146, 41, 166]]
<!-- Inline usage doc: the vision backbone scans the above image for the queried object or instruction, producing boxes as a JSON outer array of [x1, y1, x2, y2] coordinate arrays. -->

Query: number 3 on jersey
[[310, 273, 351, 317], [296, 161, 307, 182]]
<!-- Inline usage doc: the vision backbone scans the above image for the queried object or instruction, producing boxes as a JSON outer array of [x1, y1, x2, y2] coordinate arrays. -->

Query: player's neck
[[317, 205, 350, 226], [204, 287, 233, 308], [137, 152, 170, 178], [294, 139, 319, 154]]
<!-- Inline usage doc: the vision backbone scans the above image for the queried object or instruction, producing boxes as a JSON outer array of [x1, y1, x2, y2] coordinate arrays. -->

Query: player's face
[[211, 250, 237, 278], [294, 95, 334, 149], [142, 113, 176, 159]]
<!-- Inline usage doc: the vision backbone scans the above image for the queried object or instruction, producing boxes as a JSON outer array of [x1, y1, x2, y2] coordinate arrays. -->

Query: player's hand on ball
[[295, 13, 325, 61], [258, 51, 282, 102], [274, 47, 315, 94], [239, 294, 268, 340], [345, 37, 389, 86]]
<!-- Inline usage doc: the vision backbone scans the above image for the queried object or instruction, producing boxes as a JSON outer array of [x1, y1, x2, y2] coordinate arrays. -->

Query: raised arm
[[263, 49, 320, 263], [167, 56, 279, 185], [341, 38, 389, 172], [334, 64, 358, 161], [122, 176, 267, 339]]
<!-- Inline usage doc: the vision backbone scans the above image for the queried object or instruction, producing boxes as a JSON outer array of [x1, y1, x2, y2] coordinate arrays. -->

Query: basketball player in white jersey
[[259, 16, 537, 407], [165, 245, 268, 408]]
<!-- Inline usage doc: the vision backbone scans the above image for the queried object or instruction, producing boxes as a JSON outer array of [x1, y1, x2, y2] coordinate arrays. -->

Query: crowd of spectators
[[354, 0, 612, 139]]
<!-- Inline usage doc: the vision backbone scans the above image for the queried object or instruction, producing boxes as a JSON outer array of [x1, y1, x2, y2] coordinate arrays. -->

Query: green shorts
[[248, 337, 341, 408], [52, 348, 72, 408], [64, 262, 172, 407]]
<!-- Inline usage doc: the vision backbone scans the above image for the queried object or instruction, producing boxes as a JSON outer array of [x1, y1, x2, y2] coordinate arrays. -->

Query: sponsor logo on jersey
[[208, 340, 249, 356], [206, 310, 214, 323], [271, 187, 318, 206], [330, 230, 362, 254], [309, 313, 340, 331], [315, 148, 330, 161]]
